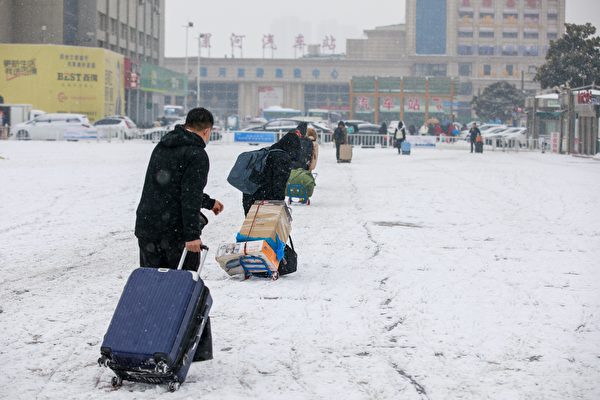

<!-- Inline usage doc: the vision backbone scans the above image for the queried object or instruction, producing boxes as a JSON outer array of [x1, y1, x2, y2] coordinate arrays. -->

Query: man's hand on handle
[[212, 200, 224, 215], [185, 239, 203, 253]]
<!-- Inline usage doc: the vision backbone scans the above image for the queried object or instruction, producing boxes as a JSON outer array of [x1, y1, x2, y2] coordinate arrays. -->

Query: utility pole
[[183, 21, 194, 111]]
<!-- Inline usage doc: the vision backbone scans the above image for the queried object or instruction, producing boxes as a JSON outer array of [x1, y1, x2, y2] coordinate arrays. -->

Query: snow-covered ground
[[1, 140, 599, 400]]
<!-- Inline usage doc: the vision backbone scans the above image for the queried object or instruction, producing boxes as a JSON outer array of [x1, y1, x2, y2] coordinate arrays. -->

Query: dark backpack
[[227, 147, 283, 194]]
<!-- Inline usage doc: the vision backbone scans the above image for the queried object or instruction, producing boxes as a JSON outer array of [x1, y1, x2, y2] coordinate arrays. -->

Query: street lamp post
[[183, 21, 194, 111]]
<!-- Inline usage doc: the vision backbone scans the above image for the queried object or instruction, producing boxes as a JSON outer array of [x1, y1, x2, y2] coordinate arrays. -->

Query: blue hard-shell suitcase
[[401, 141, 411, 155], [98, 246, 212, 392]]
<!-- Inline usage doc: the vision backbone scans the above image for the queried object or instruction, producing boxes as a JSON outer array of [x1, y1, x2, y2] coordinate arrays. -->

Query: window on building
[[503, 12, 518, 23], [237, 68, 245, 78], [99, 13, 108, 31], [479, 30, 495, 38], [547, 13, 558, 21], [458, 63, 472, 77], [505, 0, 517, 8], [121, 23, 128, 39], [256, 68, 264, 78], [218, 68, 226, 77], [506, 64, 514, 76], [275, 68, 284, 78], [130, 27, 136, 42], [525, 0, 540, 9], [459, 11, 474, 22], [414, 64, 447, 76], [458, 30, 473, 38], [146, 35, 152, 49], [110, 18, 118, 35], [304, 84, 349, 113], [483, 65, 492, 76], [479, 46, 495, 56], [524, 32, 538, 39], [457, 45, 474, 55], [528, 65, 537, 74], [524, 13, 540, 24], [139, 32, 144, 46], [154, 38, 159, 51], [294, 68, 301, 78], [480, 12, 495, 25], [503, 31, 519, 39], [523, 46, 539, 56], [501, 44, 518, 56], [200, 67, 207, 77], [97, 40, 105, 48], [547, 32, 558, 40], [458, 81, 473, 95], [119, 47, 127, 55], [198, 82, 239, 118]]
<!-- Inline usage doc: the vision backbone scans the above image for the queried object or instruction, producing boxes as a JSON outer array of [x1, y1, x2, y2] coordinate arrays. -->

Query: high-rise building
[[0, 0, 169, 124], [405, 0, 565, 87], [0, 0, 164, 65]]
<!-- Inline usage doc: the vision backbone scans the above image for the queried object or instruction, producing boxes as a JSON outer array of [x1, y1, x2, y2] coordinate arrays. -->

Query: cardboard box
[[240, 201, 292, 244], [215, 240, 279, 276]]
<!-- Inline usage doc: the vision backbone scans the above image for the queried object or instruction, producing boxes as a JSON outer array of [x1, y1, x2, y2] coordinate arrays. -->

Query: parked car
[[345, 122, 388, 147], [501, 127, 528, 147], [93, 116, 138, 139], [12, 113, 93, 140], [242, 118, 332, 134]]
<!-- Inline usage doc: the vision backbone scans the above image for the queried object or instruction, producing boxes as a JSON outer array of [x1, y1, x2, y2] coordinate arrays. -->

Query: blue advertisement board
[[234, 131, 276, 143]]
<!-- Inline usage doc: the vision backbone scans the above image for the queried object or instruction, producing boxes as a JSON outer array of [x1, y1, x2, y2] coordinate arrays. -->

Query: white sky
[[164, 0, 600, 59]]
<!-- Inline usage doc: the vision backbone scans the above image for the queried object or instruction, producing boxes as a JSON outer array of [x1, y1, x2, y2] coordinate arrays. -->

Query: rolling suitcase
[[401, 141, 411, 155], [339, 144, 352, 163], [98, 246, 212, 392]]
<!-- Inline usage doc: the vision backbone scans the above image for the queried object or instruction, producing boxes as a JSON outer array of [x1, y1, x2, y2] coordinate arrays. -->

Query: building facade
[[0, 0, 172, 125], [164, 0, 565, 126]]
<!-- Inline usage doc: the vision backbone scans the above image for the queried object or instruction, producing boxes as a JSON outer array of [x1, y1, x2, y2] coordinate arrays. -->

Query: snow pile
[[1, 141, 599, 399]]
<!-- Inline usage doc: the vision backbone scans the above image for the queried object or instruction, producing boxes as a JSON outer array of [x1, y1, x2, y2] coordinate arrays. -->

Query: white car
[[12, 113, 94, 140], [501, 127, 528, 146], [93, 116, 138, 139]]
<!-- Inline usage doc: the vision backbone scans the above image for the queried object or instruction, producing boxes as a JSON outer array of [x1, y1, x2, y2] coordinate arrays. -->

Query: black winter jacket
[[135, 125, 215, 243], [242, 131, 300, 214], [333, 127, 347, 144]]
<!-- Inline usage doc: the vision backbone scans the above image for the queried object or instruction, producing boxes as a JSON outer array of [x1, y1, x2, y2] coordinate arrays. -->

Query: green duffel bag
[[287, 168, 316, 197]]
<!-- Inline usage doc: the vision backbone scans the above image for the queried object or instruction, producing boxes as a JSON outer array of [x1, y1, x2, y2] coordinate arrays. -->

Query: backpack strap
[[288, 235, 294, 251]]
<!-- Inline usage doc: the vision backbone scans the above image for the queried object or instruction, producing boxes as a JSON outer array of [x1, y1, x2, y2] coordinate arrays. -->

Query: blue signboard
[[234, 131, 276, 143]]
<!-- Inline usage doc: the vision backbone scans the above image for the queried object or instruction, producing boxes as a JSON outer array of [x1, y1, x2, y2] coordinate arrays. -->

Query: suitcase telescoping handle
[[177, 244, 209, 274]]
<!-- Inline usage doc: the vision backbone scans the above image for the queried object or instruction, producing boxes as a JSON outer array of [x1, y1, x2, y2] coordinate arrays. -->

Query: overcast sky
[[164, 0, 600, 59]]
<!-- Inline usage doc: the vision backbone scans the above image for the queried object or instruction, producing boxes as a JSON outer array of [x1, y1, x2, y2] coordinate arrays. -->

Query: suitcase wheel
[[168, 381, 180, 392], [111, 376, 123, 388]]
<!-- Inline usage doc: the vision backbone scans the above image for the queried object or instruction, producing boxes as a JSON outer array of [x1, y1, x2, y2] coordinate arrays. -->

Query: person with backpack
[[394, 121, 406, 154], [333, 121, 347, 162], [241, 130, 301, 215]]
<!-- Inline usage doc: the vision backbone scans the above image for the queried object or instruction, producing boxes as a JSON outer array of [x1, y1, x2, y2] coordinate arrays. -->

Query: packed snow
[[0, 140, 599, 399]]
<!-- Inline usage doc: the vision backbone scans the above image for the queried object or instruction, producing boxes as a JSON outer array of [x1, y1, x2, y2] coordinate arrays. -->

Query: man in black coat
[[242, 130, 301, 215], [333, 121, 347, 162], [469, 123, 481, 153], [135, 107, 224, 270]]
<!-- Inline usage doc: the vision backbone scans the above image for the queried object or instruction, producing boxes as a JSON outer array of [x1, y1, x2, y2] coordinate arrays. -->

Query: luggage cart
[[239, 255, 279, 280], [286, 172, 317, 205]]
